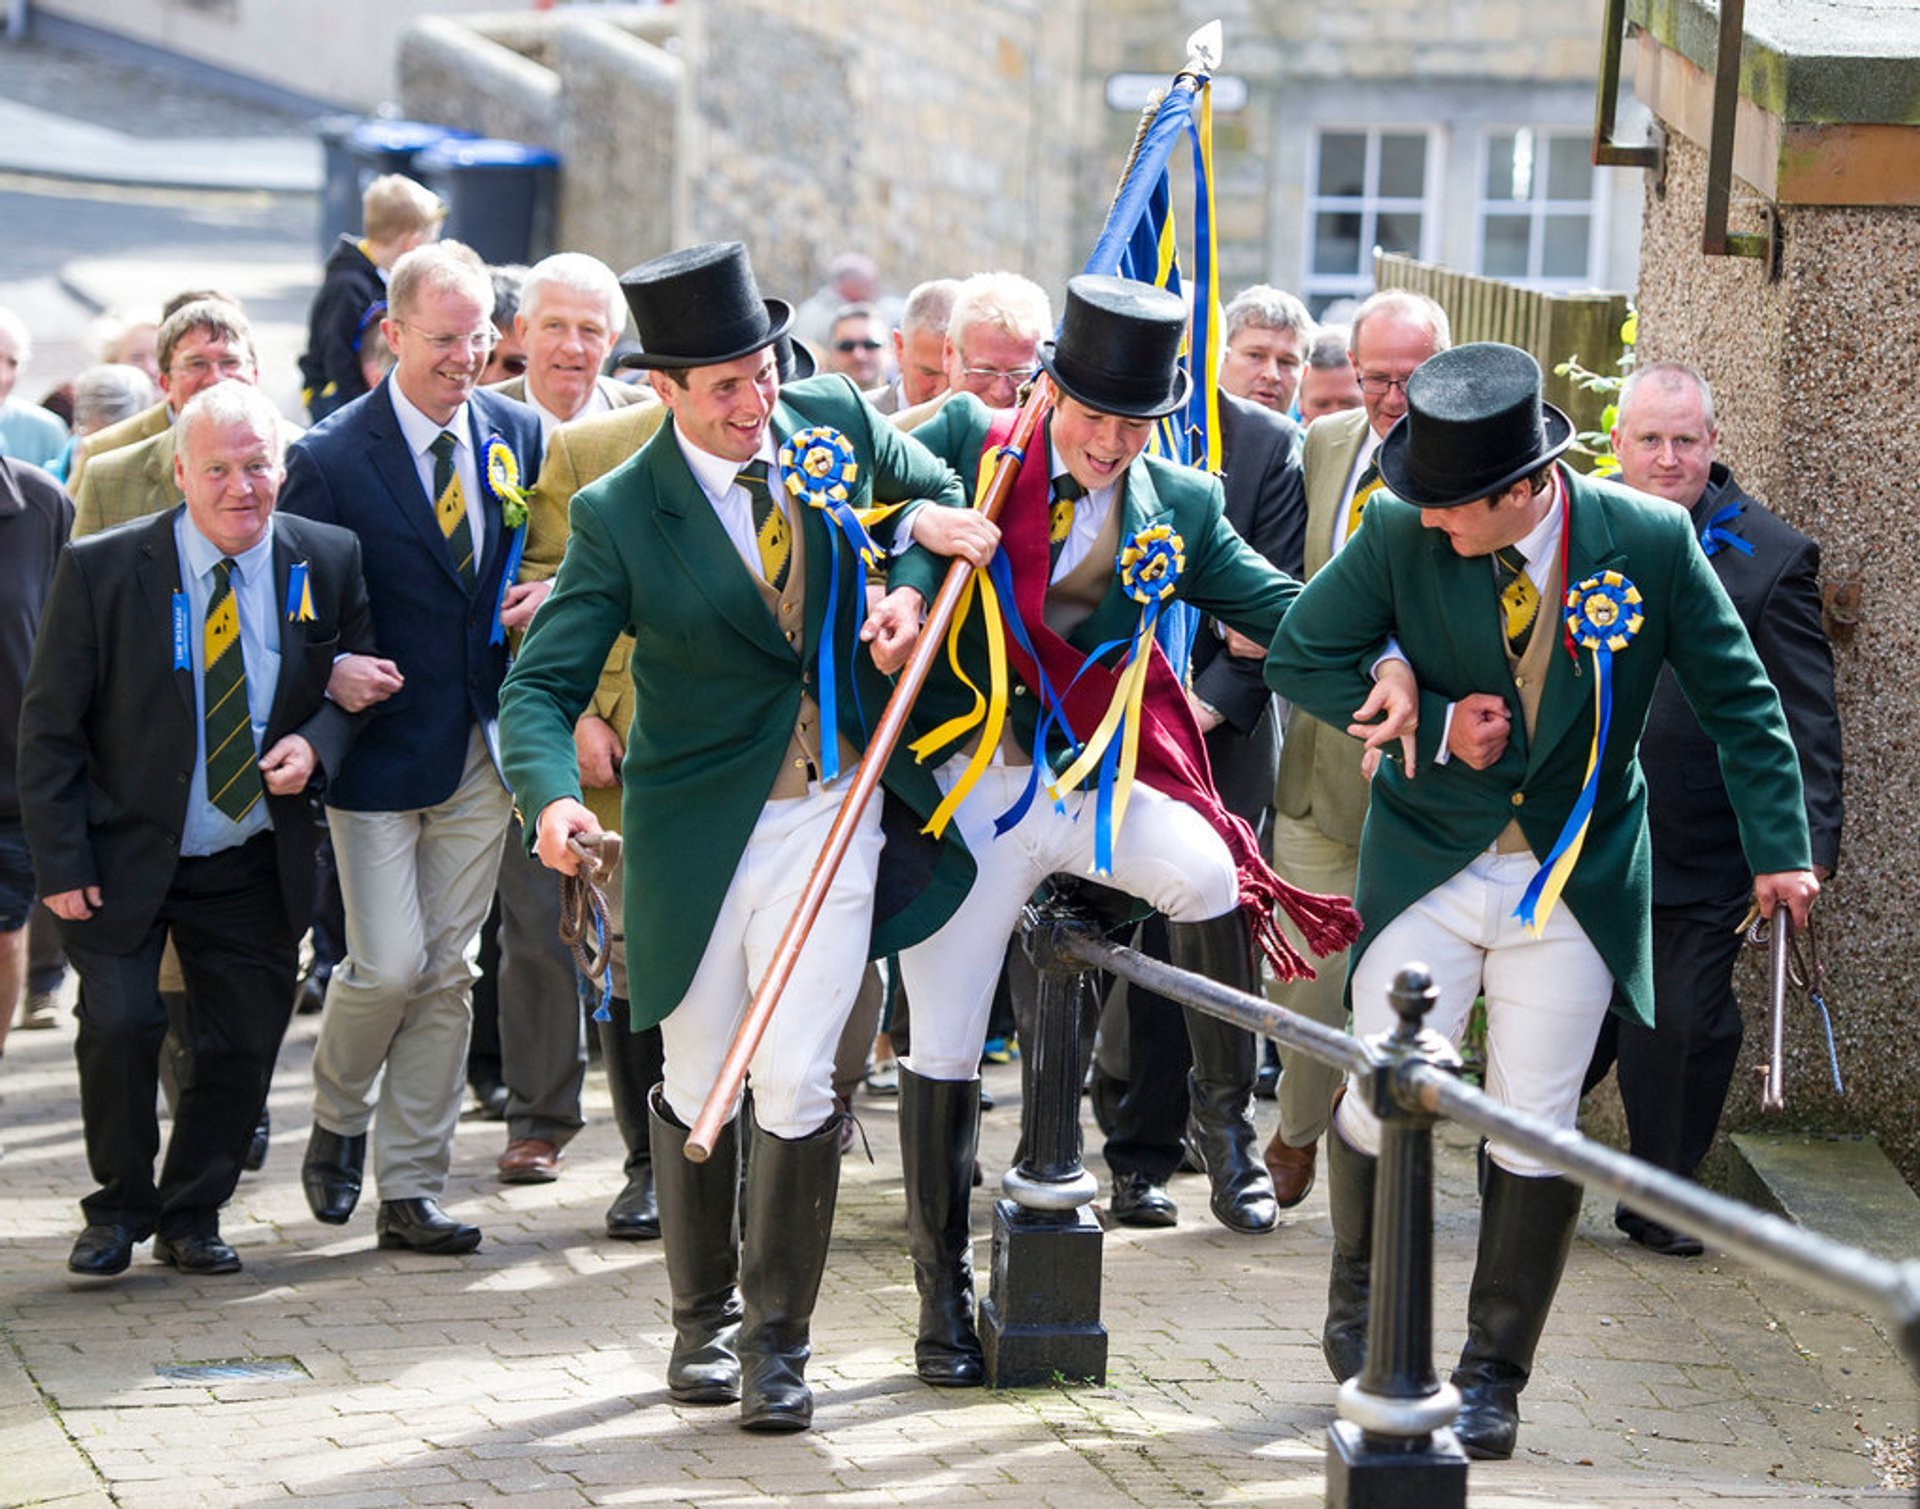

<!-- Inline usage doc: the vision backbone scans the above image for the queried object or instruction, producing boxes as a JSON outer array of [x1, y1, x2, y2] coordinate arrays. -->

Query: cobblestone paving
[[1, 984, 1910, 1508]]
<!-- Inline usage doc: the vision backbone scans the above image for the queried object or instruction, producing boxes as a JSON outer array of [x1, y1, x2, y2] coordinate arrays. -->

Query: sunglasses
[[835, 339, 884, 353]]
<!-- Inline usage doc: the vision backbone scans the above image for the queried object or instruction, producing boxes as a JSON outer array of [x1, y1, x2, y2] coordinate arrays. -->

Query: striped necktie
[[1492, 545, 1540, 654], [203, 558, 263, 823], [1049, 473, 1086, 574], [430, 430, 476, 589], [1344, 459, 1385, 542], [737, 460, 790, 591]]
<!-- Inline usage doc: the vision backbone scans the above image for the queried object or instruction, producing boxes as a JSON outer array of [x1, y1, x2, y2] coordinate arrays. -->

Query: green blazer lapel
[[1525, 472, 1630, 775], [770, 403, 837, 664], [645, 424, 792, 662]]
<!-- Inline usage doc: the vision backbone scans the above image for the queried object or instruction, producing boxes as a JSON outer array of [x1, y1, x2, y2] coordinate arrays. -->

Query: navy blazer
[[279, 379, 543, 811]]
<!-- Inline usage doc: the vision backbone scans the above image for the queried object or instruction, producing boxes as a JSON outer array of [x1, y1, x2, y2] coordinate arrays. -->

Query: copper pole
[[683, 377, 1054, 1160]]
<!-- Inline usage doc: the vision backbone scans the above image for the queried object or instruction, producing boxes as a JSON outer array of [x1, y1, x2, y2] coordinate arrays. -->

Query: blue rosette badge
[[1515, 570, 1643, 931], [775, 426, 881, 781]]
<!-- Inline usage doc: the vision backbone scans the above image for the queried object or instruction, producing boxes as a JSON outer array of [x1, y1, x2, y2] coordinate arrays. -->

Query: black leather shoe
[[302, 1127, 366, 1225], [376, 1198, 482, 1254], [1109, 1171, 1178, 1228], [1615, 1206, 1704, 1258], [244, 1106, 270, 1173], [68, 1223, 145, 1277], [605, 1168, 660, 1240], [154, 1231, 242, 1274], [1454, 1380, 1521, 1460]]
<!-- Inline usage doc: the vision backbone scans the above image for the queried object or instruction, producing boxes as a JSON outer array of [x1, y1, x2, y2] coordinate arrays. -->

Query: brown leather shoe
[[497, 1138, 563, 1184], [1262, 1132, 1317, 1209]]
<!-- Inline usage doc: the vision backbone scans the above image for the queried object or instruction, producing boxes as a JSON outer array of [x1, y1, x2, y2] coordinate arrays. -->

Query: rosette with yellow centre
[[1515, 570, 1644, 931], [772, 425, 907, 781], [1047, 523, 1190, 873]]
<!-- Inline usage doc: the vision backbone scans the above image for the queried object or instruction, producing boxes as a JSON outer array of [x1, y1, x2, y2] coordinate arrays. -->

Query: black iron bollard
[[1325, 964, 1469, 1509], [979, 900, 1108, 1388]]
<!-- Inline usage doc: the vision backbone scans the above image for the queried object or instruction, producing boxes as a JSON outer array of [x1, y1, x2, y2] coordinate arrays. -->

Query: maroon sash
[[982, 406, 1358, 978]]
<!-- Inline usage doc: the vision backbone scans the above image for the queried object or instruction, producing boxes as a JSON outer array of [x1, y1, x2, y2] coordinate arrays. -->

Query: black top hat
[[1038, 275, 1191, 421], [1376, 343, 1573, 509], [618, 242, 794, 370]]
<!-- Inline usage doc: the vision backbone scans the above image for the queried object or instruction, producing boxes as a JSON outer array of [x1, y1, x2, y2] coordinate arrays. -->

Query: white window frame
[[1301, 126, 1441, 313], [1474, 127, 1609, 290]]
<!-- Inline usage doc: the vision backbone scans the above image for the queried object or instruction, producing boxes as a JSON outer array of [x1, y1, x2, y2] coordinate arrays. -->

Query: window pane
[[1484, 131, 1520, 200], [1313, 211, 1363, 275], [1317, 133, 1367, 198], [1482, 214, 1531, 277], [1542, 213, 1591, 278], [1378, 133, 1427, 198], [1546, 135, 1594, 201], [1375, 210, 1423, 257]]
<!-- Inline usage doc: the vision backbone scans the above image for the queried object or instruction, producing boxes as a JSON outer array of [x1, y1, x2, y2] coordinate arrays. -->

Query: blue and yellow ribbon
[[775, 426, 912, 781], [1043, 523, 1186, 874], [284, 560, 316, 623], [1515, 570, 1644, 932]]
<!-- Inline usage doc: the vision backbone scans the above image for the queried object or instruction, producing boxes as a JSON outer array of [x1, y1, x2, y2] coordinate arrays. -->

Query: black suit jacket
[[279, 381, 543, 811], [18, 507, 375, 953], [1641, 463, 1843, 906], [1190, 391, 1306, 822]]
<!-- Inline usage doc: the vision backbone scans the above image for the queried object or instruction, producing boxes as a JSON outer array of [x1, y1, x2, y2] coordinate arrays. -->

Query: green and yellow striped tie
[[203, 558, 262, 823], [737, 460, 790, 591], [431, 430, 476, 589], [1344, 459, 1385, 541]]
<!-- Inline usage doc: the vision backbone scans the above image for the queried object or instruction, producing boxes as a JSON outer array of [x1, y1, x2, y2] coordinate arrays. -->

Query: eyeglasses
[[835, 338, 884, 353], [396, 322, 497, 356], [171, 354, 252, 380], [960, 364, 1039, 388], [1356, 372, 1414, 396]]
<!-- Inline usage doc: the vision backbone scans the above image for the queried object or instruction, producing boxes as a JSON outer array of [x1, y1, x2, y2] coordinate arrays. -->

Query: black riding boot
[[648, 1086, 743, 1404], [1170, 911, 1278, 1234], [737, 1107, 842, 1431], [898, 1066, 984, 1386], [1322, 1115, 1374, 1383], [1451, 1163, 1583, 1460], [600, 1009, 663, 1239]]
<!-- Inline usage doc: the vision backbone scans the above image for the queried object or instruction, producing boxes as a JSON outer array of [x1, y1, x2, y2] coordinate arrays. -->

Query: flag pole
[[683, 379, 1053, 1160], [683, 20, 1223, 1162]]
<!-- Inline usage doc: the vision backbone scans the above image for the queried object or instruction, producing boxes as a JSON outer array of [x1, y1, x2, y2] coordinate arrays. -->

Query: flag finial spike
[[1185, 20, 1223, 74]]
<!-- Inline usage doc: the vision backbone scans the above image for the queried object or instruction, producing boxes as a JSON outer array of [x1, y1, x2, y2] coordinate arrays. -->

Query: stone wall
[[1623, 128, 1920, 1177], [683, 0, 1084, 303]]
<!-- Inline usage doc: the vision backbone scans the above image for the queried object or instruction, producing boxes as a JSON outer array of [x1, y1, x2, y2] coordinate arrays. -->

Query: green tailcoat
[[500, 376, 975, 1027], [1265, 466, 1809, 1026]]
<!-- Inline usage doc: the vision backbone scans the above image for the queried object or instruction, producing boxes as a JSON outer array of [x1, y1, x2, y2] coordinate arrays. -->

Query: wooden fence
[[1374, 252, 1630, 467]]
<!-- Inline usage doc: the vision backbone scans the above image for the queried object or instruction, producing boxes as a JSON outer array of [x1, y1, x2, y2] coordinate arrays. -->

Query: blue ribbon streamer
[[1699, 500, 1753, 559], [1515, 643, 1615, 926], [589, 910, 613, 1023], [983, 550, 1079, 836], [171, 592, 191, 670], [490, 523, 528, 646]]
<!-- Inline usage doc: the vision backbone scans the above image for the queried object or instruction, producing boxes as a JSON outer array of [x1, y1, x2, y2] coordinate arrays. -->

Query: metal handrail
[[1047, 922, 1920, 1379]]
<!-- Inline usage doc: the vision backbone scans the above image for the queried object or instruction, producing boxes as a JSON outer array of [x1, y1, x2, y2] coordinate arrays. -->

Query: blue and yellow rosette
[[486, 435, 530, 646], [1042, 522, 1187, 874], [776, 426, 908, 780], [1514, 570, 1644, 932]]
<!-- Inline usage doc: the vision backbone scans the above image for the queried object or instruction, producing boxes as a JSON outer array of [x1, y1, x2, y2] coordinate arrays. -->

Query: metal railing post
[[1326, 965, 1468, 1508], [979, 901, 1107, 1388]]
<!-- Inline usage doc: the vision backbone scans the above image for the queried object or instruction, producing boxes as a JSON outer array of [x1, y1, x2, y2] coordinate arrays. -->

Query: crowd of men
[[0, 180, 1839, 1452]]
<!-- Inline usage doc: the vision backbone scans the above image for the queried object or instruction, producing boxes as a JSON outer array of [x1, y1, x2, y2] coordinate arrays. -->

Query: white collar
[[672, 423, 779, 508], [388, 379, 474, 456]]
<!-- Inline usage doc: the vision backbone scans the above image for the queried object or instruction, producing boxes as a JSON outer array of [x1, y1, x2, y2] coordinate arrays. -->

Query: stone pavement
[[1, 983, 1912, 1509]]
